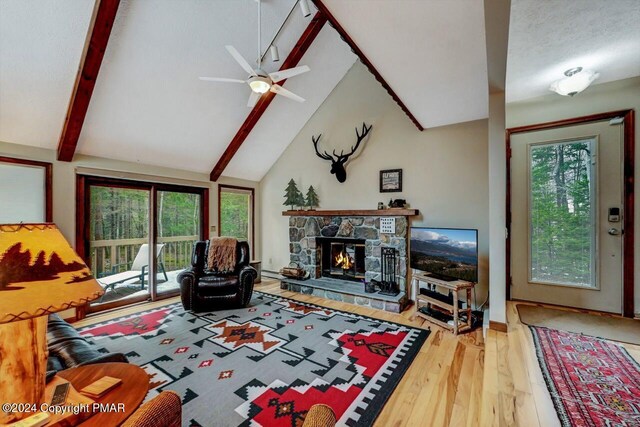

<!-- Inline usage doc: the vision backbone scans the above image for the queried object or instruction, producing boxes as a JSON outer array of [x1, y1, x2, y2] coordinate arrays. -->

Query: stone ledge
[[280, 277, 409, 313], [283, 209, 419, 217]]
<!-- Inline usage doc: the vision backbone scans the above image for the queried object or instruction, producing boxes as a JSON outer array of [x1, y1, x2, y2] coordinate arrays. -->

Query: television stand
[[411, 272, 475, 335], [423, 272, 457, 282]]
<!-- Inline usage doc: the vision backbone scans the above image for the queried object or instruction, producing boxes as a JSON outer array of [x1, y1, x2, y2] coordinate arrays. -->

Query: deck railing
[[90, 235, 198, 278]]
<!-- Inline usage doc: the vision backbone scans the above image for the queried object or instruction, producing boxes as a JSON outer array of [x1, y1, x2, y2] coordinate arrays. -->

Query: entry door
[[510, 120, 624, 313]]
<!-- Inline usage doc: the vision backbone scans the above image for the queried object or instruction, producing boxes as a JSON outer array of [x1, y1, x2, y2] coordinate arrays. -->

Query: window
[[528, 138, 596, 287], [219, 185, 254, 253], [0, 157, 51, 222]]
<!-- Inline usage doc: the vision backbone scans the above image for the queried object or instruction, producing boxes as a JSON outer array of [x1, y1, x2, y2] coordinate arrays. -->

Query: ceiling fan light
[[299, 0, 311, 17], [270, 45, 280, 62], [549, 67, 599, 96], [249, 77, 271, 94]]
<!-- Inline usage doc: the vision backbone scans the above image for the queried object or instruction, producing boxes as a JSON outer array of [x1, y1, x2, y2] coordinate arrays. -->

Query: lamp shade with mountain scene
[[0, 223, 104, 423]]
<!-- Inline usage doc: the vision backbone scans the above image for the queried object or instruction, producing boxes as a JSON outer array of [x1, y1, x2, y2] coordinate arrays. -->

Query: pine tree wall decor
[[305, 186, 319, 210], [283, 179, 302, 210], [294, 187, 305, 210]]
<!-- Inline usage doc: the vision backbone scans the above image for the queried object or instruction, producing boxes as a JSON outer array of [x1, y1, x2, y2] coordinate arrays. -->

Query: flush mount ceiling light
[[549, 67, 600, 97]]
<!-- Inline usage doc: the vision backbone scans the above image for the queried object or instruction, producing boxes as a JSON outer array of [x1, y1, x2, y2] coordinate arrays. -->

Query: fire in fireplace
[[335, 249, 353, 270], [317, 237, 365, 282]]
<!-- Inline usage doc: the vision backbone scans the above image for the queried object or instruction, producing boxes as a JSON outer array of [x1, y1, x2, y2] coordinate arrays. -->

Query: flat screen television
[[410, 227, 478, 282]]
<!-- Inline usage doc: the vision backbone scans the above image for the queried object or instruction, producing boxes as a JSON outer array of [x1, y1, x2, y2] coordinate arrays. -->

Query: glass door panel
[[157, 190, 202, 296], [219, 186, 253, 251], [89, 185, 151, 307], [529, 138, 596, 288]]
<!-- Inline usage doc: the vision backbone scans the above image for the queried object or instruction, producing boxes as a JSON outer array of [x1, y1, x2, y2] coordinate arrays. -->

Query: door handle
[[608, 228, 621, 236]]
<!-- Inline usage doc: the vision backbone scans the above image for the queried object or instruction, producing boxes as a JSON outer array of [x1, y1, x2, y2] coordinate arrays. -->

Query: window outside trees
[[219, 186, 253, 251], [529, 138, 596, 287]]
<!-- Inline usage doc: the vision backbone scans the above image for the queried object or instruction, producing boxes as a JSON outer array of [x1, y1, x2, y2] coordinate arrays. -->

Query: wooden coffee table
[[56, 362, 149, 426]]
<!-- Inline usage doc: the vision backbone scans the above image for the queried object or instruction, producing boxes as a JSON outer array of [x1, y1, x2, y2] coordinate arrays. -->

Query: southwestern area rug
[[530, 325, 640, 427], [79, 292, 429, 426]]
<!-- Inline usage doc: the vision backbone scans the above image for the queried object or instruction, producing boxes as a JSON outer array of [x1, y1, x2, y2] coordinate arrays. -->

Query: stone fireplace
[[282, 209, 418, 312]]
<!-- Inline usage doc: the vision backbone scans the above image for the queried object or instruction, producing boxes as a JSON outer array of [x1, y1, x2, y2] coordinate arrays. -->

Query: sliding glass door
[[156, 190, 202, 296], [78, 176, 208, 313], [88, 184, 152, 308]]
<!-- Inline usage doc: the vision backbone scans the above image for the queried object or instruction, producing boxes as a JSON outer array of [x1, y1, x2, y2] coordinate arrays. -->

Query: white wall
[[488, 91, 507, 324], [507, 76, 640, 316], [484, 0, 510, 325], [0, 141, 261, 259], [260, 62, 490, 306]]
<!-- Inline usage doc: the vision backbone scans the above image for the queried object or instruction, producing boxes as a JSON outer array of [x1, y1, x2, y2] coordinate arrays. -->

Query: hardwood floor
[[74, 278, 640, 426]]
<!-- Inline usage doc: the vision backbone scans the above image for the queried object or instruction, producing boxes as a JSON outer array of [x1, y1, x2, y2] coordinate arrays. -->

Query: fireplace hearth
[[317, 237, 365, 282]]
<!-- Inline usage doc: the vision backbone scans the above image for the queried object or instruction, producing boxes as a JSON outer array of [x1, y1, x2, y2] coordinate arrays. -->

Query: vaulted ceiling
[[2, 1, 637, 182], [0, 0, 356, 181], [321, 0, 489, 129]]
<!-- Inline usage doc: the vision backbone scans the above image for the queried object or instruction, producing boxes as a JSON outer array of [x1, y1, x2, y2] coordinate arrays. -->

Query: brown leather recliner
[[178, 240, 256, 312]]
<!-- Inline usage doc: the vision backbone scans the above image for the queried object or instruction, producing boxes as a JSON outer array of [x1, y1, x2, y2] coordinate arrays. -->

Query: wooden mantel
[[282, 209, 419, 217]]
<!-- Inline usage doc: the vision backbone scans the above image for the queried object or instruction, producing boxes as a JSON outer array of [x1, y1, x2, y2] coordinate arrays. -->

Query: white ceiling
[[506, 0, 640, 103], [0, 0, 94, 148], [321, 0, 489, 129]]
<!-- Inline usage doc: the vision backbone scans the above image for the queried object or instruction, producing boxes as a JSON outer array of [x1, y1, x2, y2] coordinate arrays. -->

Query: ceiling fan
[[199, 0, 311, 107]]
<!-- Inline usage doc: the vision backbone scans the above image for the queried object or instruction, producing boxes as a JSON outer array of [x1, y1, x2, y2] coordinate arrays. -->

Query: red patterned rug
[[530, 326, 640, 426], [79, 292, 429, 426]]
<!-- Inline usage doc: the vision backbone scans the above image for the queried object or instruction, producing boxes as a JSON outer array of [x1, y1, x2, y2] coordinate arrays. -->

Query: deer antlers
[[312, 134, 333, 161], [312, 122, 372, 183]]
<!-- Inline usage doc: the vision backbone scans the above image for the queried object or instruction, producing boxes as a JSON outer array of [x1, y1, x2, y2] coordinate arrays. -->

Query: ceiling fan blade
[[247, 91, 261, 107], [270, 84, 305, 103], [269, 65, 310, 83], [225, 45, 256, 76], [199, 77, 246, 83]]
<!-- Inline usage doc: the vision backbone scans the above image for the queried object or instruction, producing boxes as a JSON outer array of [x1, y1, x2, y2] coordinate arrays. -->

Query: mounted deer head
[[312, 122, 372, 183]]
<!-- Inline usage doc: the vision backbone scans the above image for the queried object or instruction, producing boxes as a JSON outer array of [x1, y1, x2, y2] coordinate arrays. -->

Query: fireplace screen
[[318, 238, 365, 281]]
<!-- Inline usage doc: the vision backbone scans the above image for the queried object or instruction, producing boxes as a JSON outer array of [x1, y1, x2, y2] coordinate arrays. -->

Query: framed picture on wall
[[380, 169, 402, 193]]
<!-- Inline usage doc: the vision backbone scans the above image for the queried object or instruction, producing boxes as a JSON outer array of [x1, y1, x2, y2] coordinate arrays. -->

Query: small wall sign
[[380, 217, 396, 234], [380, 169, 402, 192]]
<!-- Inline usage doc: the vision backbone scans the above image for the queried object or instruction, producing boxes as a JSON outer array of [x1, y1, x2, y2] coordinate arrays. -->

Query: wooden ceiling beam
[[209, 12, 327, 181], [311, 0, 424, 131], [57, 0, 120, 162]]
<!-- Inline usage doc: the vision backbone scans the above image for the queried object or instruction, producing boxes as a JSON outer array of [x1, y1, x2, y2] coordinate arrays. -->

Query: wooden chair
[[122, 391, 181, 427], [122, 396, 332, 427], [302, 404, 336, 427]]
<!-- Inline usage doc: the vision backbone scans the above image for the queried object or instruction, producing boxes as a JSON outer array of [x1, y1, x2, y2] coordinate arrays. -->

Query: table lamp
[[0, 223, 104, 424]]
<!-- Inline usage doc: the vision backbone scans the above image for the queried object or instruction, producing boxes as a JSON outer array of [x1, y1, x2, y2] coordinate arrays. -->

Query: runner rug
[[78, 292, 429, 426], [530, 325, 640, 427]]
